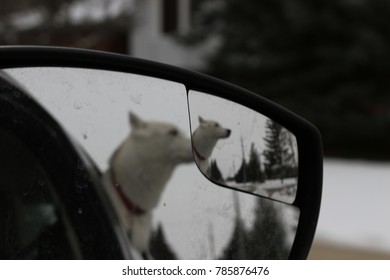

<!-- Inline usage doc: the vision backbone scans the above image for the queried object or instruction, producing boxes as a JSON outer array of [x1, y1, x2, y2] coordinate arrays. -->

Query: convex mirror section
[[188, 90, 299, 204]]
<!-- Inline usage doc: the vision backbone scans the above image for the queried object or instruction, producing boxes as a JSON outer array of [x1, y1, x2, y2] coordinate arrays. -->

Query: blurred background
[[1, 0, 389, 259]]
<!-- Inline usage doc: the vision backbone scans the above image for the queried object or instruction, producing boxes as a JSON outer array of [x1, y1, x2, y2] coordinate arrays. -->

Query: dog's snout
[[226, 129, 231, 137]]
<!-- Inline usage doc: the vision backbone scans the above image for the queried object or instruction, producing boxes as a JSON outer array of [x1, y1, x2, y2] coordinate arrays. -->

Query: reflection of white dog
[[192, 116, 231, 175], [102, 112, 193, 258]]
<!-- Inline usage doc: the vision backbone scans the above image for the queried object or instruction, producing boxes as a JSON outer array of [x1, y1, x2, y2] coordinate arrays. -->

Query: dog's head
[[197, 116, 231, 140], [129, 112, 193, 164]]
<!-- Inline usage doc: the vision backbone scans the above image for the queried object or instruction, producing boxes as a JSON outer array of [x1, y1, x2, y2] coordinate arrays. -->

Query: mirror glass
[[188, 90, 299, 204], [3, 68, 299, 259]]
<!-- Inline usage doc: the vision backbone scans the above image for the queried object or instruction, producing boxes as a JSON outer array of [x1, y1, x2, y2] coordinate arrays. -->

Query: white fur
[[103, 112, 193, 256], [192, 116, 231, 174]]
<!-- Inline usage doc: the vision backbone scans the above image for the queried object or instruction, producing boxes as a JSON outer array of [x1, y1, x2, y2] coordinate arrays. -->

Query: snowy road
[[314, 159, 390, 253]]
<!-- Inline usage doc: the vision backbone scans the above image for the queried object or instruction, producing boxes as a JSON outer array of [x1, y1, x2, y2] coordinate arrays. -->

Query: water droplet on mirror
[[131, 93, 142, 105], [73, 102, 83, 110]]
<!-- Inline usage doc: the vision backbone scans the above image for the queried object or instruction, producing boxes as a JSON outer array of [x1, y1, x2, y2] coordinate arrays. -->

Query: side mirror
[[0, 47, 322, 260]]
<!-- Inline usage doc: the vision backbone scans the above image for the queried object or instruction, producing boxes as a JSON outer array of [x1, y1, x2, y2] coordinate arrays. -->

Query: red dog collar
[[110, 170, 145, 215]]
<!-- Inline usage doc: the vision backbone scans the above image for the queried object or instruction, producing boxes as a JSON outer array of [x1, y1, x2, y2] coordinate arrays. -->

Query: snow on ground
[[314, 158, 390, 253], [227, 159, 390, 254], [228, 178, 297, 203]]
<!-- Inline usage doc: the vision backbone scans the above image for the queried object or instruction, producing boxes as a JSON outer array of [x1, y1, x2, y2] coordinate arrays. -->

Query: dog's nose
[[226, 129, 231, 137]]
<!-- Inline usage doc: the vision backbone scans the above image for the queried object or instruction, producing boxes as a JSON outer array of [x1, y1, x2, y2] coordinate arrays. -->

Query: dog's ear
[[198, 116, 205, 124], [129, 112, 145, 129]]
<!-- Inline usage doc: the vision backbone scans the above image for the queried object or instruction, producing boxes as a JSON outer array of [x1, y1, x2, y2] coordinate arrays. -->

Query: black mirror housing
[[0, 46, 322, 260]]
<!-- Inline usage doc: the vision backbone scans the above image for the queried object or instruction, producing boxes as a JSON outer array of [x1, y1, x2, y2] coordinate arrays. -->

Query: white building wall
[[130, 0, 212, 69]]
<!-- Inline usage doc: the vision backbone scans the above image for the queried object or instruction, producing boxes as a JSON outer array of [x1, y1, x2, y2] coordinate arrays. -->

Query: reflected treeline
[[220, 198, 289, 260], [149, 198, 291, 260], [231, 143, 264, 183], [263, 119, 298, 182], [210, 119, 298, 185], [149, 224, 177, 260]]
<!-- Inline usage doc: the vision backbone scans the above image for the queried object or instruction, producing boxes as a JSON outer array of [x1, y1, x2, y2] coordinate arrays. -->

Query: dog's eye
[[168, 129, 178, 136], [214, 123, 220, 127]]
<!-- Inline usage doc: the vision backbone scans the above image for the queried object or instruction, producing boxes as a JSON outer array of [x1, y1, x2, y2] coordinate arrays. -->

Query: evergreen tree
[[234, 143, 265, 183], [219, 192, 249, 259], [220, 198, 290, 259], [246, 143, 265, 183], [233, 158, 247, 183], [280, 128, 299, 178], [246, 198, 289, 259], [263, 121, 298, 181], [263, 119, 284, 181], [149, 224, 177, 260], [219, 218, 248, 259], [209, 159, 224, 183]]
